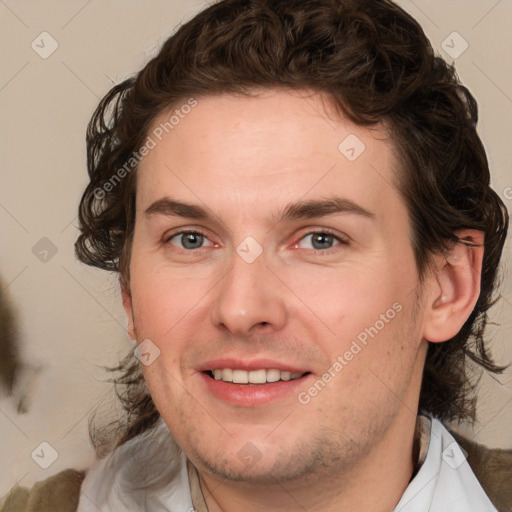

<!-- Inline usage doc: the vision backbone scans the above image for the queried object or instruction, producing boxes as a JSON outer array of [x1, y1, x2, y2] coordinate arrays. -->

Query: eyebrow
[[279, 197, 374, 222], [143, 196, 375, 224], [145, 198, 212, 220]]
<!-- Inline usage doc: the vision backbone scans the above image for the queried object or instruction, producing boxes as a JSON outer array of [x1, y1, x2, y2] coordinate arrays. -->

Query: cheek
[[283, 260, 406, 330], [129, 262, 205, 339], [289, 262, 420, 389]]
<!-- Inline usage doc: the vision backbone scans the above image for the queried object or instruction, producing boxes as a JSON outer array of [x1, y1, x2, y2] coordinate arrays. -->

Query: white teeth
[[232, 369, 249, 384], [248, 369, 266, 384], [211, 368, 304, 384], [266, 369, 281, 382]]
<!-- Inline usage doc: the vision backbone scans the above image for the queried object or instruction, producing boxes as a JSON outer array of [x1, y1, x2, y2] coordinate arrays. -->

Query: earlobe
[[121, 284, 136, 340], [423, 230, 484, 343]]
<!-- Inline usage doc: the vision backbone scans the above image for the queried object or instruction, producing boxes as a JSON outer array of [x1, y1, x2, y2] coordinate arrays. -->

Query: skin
[[122, 89, 483, 512]]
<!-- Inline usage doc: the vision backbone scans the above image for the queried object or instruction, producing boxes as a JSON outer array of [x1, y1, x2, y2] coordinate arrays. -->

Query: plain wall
[[0, 0, 511, 495]]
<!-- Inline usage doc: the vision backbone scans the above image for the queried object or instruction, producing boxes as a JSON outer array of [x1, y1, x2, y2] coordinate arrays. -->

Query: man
[[2, 0, 510, 511]]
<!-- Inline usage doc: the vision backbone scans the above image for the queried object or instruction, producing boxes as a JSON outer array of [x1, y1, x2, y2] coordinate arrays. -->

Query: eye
[[296, 232, 345, 251], [167, 231, 211, 250]]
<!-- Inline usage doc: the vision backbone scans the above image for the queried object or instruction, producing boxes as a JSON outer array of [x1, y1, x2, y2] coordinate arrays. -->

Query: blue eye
[[298, 232, 342, 250], [168, 232, 210, 250]]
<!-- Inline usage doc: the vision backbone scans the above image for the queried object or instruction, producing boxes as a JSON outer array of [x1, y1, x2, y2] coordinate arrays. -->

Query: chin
[[186, 434, 350, 486], [196, 453, 308, 484]]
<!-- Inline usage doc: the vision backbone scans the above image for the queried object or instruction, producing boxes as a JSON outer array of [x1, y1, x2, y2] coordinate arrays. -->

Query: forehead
[[136, 89, 404, 224]]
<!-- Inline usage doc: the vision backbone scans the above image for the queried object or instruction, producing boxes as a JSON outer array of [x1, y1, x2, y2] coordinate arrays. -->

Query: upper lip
[[197, 358, 311, 374]]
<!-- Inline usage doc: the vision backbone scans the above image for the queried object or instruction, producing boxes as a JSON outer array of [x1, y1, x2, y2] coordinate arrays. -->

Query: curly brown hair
[[75, 0, 509, 454]]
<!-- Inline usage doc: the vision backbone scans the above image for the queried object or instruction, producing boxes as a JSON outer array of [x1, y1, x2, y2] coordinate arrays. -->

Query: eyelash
[[164, 229, 348, 252], [294, 229, 348, 251], [165, 230, 214, 250]]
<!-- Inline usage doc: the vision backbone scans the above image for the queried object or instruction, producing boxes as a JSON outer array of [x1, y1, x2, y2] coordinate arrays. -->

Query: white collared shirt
[[394, 416, 497, 511], [77, 416, 498, 512]]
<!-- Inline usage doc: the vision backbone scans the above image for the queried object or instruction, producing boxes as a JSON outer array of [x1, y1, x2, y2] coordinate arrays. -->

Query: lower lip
[[200, 372, 310, 407]]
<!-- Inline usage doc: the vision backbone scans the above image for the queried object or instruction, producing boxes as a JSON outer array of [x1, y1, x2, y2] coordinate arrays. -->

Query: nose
[[210, 248, 288, 337]]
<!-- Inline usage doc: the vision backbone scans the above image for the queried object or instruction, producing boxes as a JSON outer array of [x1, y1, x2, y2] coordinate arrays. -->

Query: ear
[[121, 282, 136, 340], [422, 229, 484, 343]]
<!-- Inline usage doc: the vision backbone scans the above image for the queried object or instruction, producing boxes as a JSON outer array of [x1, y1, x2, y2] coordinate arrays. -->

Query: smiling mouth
[[205, 368, 309, 384]]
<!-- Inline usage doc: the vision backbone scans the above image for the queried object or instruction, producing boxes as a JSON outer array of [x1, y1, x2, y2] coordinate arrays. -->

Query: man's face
[[125, 90, 430, 484]]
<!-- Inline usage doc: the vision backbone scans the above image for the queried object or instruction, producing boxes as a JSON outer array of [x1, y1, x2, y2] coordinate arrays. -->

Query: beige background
[[0, 0, 511, 496]]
